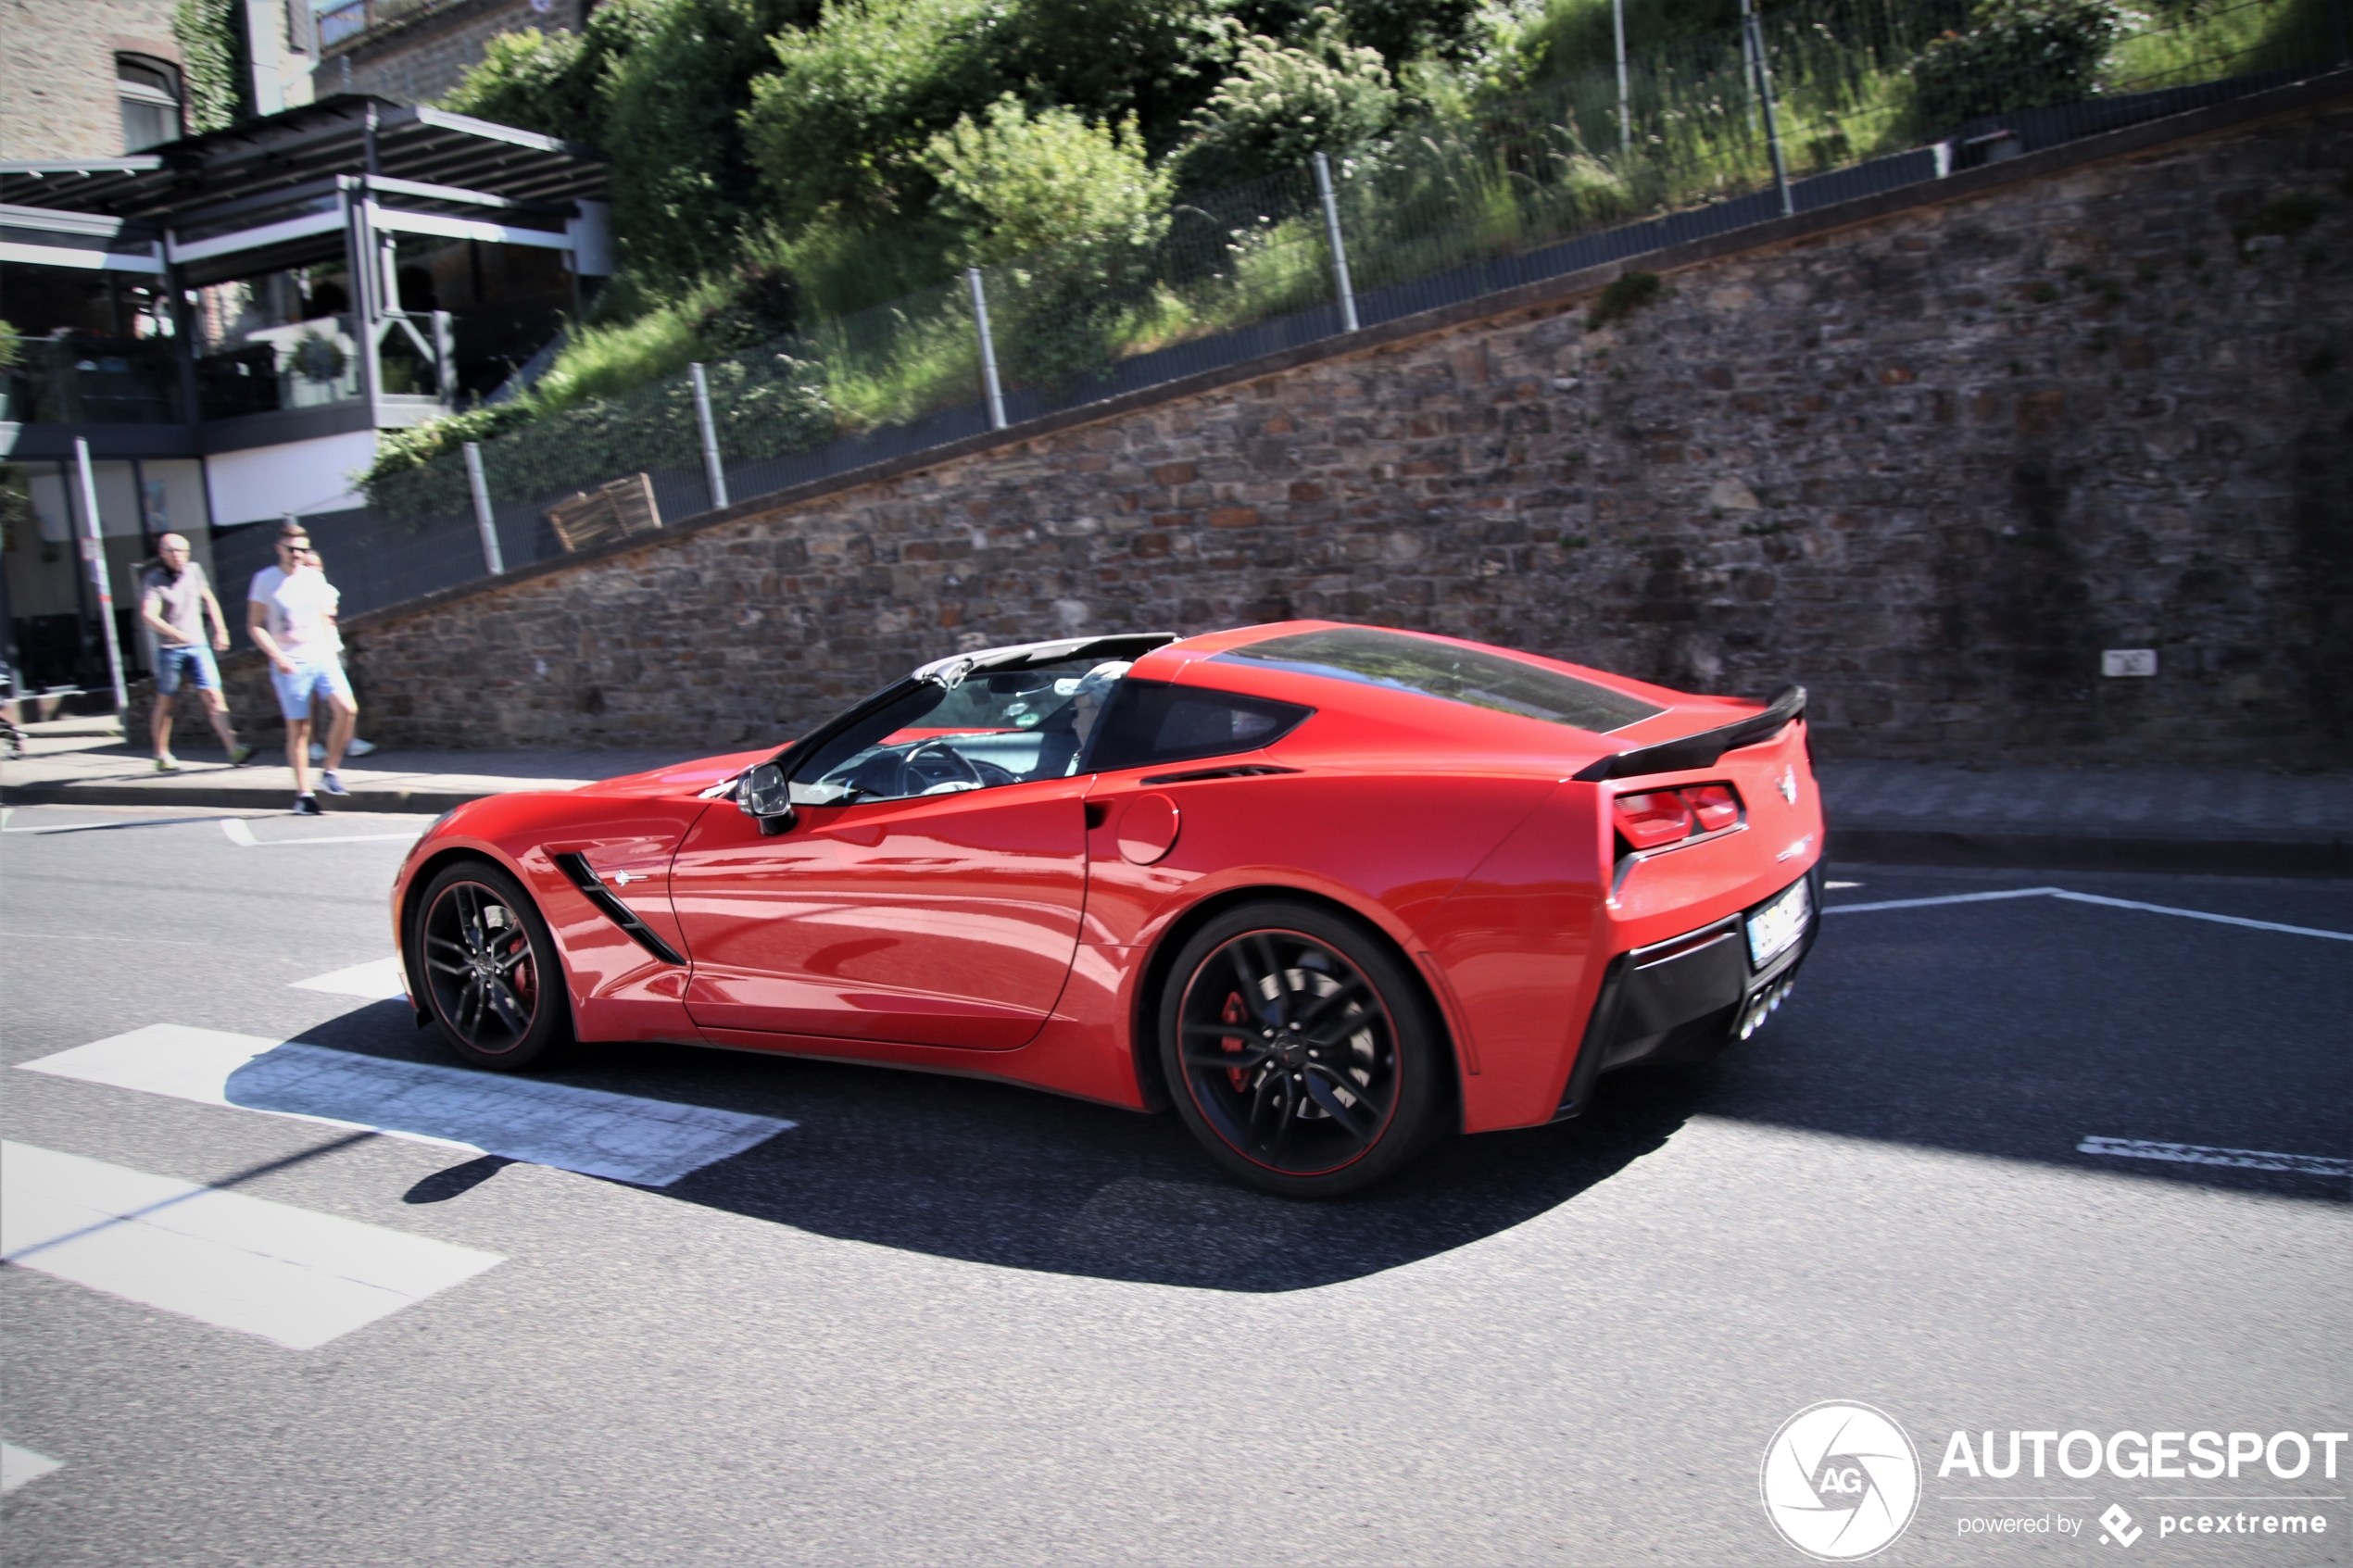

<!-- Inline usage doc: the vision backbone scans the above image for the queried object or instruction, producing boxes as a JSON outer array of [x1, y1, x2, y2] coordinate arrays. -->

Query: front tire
[[1158, 901, 1450, 1198], [414, 859, 570, 1070]]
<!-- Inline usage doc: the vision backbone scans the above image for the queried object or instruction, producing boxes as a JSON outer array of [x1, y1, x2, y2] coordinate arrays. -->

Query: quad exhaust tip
[[1738, 977, 1796, 1040]]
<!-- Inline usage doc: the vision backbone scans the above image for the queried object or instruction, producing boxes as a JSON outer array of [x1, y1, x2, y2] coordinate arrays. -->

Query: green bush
[[438, 23, 621, 140], [946, 104, 1176, 385], [1173, 19, 1403, 190], [925, 98, 1174, 267], [1909, 0, 2136, 130], [600, 0, 818, 281], [743, 0, 1008, 239]]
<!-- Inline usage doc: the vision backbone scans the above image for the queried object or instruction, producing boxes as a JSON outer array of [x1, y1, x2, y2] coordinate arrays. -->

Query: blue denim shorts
[[271, 657, 355, 721], [154, 644, 220, 696]]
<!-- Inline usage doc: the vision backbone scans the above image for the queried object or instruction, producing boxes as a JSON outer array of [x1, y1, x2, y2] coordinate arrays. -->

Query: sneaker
[[155, 756, 180, 772], [229, 744, 256, 767], [293, 794, 323, 816], [320, 770, 348, 797]]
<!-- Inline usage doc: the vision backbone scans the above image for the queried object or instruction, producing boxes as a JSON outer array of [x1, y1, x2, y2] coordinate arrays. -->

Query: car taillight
[[1686, 784, 1740, 833], [1613, 791, 1694, 848], [1612, 783, 1744, 851]]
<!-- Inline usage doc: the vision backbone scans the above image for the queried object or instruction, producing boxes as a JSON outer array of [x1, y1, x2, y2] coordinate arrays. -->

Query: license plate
[[1746, 879, 1811, 967]]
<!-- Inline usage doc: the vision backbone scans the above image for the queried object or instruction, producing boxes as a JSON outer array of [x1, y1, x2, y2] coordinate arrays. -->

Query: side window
[[1084, 681, 1313, 774], [788, 658, 1131, 804]]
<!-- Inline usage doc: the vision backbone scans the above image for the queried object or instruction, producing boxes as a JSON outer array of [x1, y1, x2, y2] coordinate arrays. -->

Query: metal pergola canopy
[[0, 95, 607, 221]]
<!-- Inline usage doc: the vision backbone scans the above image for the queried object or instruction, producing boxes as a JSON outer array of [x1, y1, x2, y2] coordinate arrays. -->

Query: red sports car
[[392, 622, 1823, 1197]]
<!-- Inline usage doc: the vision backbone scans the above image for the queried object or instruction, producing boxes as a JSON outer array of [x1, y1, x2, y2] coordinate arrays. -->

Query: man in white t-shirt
[[246, 521, 358, 815]]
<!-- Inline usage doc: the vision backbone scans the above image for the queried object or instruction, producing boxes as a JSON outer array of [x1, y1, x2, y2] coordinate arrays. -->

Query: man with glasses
[[246, 521, 357, 815], [140, 533, 252, 771]]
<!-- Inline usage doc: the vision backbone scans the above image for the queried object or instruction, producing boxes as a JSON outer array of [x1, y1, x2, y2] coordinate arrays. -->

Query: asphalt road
[[2, 802, 2346, 1567]]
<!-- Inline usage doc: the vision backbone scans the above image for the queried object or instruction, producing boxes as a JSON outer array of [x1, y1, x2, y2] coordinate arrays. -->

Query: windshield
[[1214, 627, 1663, 734], [787, 657, 1131, 804]]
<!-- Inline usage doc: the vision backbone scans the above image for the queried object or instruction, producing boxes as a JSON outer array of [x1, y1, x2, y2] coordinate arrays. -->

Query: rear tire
[[413, 859, 570, 1071], [1158, 900, 1449, 1198]]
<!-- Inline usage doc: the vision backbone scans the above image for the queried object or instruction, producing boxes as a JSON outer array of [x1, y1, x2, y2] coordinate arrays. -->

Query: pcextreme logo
[[1761, 1401, 1923, 1561]]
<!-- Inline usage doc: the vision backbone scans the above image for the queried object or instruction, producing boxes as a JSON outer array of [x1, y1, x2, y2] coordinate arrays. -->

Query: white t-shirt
[[249, 565, 341, 656]]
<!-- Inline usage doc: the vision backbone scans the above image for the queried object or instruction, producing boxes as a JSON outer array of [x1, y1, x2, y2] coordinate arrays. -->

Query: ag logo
[[1760, 1401, 1920, 1561]]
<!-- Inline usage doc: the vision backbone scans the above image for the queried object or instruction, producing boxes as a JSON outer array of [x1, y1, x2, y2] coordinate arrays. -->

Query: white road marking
[[1826, 885, 2353, 941], [217, 818, 414, 847], [291, 957, 408, 999], [2077, 1136, 2350, 1178], [1824, 886, 2063, 914], [1, 1441, 63, 1493], [2045, 889, 2353, 942], [0, 1141, 501, 1351], [4, 817, 223, 834], [271, 832, 423, 846], [18, 1026, 469, 1149], [19, 1025, 793, 1186]]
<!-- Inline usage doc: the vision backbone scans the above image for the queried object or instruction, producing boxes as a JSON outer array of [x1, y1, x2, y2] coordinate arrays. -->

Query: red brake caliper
[[504, 928, 535, 1008], [1220, 992, 1250, 1092]]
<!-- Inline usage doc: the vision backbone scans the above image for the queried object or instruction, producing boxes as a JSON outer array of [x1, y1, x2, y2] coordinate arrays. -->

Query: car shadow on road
[[292, 998, 1706, 1291]]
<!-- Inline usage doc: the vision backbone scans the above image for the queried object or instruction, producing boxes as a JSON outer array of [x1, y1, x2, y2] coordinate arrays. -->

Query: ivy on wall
[[171, 0, 250, 134]]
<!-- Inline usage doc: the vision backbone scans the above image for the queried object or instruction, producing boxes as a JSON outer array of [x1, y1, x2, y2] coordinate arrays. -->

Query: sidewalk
[[1817, 759, 2350, 877], [3, 721, 2346, 875], [0, 719, 685, 816]]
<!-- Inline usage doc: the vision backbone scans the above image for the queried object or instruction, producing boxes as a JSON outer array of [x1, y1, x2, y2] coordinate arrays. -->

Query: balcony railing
[[0, 336, 182, 425], [196, 313, 367, 421], [317, 0, 459, 52]]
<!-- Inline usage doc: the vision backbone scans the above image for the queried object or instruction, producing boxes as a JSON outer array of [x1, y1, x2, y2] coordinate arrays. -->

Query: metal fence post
[[72, 436, 128, 714], [1313, 152, 1360, 333], [1613, 0, 1631, 154], [1742, 0, 1795, 219], [689, 361, 729, 509], [966, 269, 1008, 430], [462, 441, 504, 576]]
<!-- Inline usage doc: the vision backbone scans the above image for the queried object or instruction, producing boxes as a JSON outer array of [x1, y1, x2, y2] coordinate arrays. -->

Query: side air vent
[[549, 852, 685, 966], [1138, 763, 1302, 785]]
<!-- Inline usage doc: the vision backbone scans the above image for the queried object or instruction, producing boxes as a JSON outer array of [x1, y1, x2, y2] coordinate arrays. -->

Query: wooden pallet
[[546, 472, 662, 553]]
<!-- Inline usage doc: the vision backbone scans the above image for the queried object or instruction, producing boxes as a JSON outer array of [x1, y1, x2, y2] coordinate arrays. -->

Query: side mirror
[[736, 762, 796, 835]]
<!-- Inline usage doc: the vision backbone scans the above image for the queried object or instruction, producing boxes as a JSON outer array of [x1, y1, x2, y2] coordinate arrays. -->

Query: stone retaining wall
[[162, 91, 2353, 767]]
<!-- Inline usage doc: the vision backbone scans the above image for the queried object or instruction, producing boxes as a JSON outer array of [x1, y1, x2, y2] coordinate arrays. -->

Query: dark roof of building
[[0, 94, 606, 219]]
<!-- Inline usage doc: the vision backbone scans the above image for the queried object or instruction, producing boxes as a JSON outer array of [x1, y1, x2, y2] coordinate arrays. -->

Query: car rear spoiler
[[1570, 685, 1806, 782]]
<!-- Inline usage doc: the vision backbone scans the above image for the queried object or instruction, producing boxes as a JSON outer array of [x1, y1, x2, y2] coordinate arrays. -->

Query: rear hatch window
[[1215, 627, 1663, 734]]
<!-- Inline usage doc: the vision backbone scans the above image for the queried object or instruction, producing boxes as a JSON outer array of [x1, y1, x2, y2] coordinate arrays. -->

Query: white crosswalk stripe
[[290, 958, 408, 999], [19, 1024, 794, 1186], [1, 1141, 503, 1350], [1, 1442, 63, 1493]]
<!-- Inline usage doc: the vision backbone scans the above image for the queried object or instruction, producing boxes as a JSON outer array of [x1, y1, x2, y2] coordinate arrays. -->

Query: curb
[[1829, 829, 2352, 879], [0, 781, 518, 814]]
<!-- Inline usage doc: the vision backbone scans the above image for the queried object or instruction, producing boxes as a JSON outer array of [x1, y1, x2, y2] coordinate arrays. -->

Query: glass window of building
[[117, 56, 183, 153]]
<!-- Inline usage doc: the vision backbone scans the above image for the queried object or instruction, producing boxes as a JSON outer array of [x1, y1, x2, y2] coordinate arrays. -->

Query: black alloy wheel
[[415, 860, 569, 1070], [1159, 901, 1448, 1198]]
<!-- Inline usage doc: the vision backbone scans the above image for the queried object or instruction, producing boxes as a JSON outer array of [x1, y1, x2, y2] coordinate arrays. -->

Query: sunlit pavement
[[2, 803, 2345, 1565]]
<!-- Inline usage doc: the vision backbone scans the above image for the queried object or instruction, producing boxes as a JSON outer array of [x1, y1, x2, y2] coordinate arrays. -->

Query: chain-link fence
[[296, 0, 2346, 621]]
